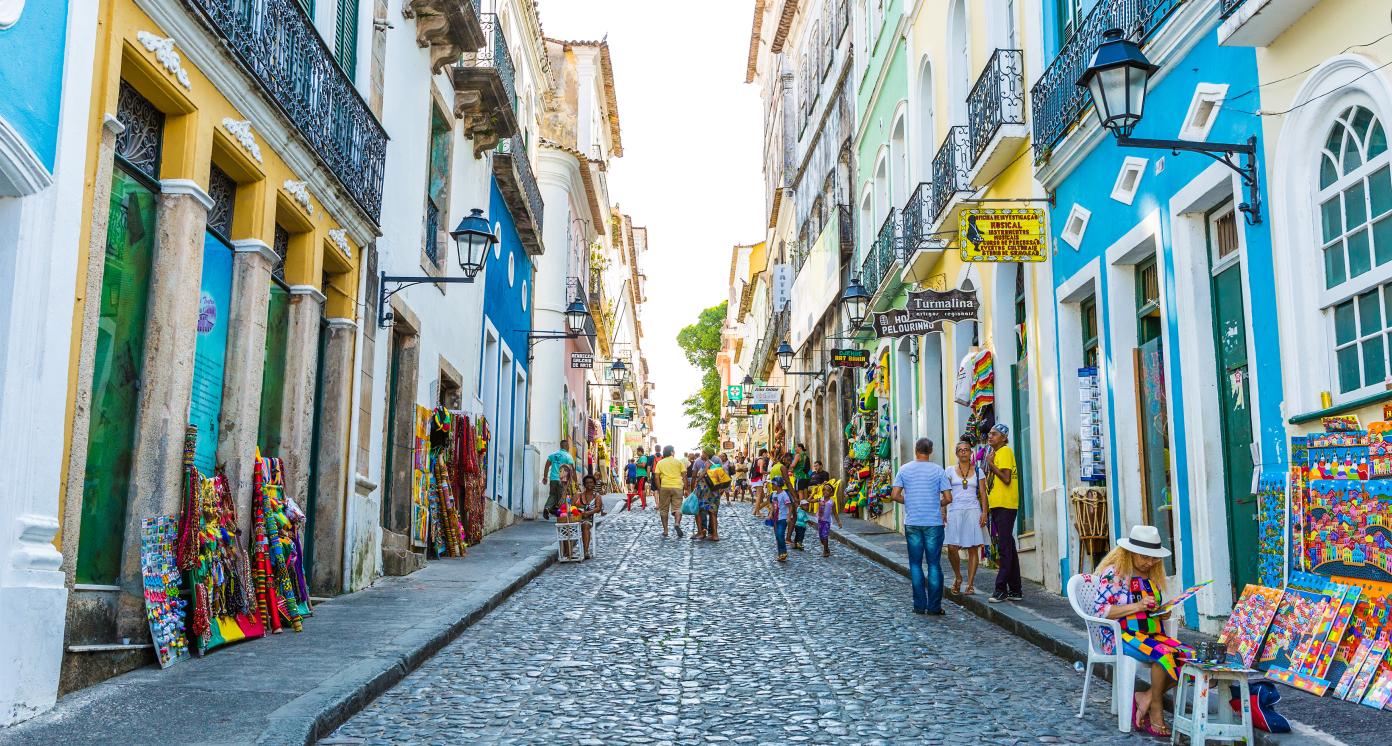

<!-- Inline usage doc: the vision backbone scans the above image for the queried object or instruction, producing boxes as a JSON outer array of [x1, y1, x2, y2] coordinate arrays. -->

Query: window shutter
[[335, 0, 359, 78]]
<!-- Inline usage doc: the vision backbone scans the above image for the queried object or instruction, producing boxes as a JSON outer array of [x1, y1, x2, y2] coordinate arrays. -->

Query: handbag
[[681, 492, 700, 515], [705, 464, 732, 491]]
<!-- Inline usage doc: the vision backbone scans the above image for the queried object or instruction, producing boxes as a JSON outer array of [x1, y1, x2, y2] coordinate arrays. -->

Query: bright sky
[[543, 1, 765, 450]]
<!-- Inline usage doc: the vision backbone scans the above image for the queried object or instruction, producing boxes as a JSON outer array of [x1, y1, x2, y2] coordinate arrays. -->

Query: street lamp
[[842, 275, 870, 329], [776, 341, 795, 373], [379, 207, 498, 327], [1078, 28, 1261, 224], [449, 208, 495, 279], [609, 358, 629, 386], [742, 374, 754, 387], [564, 298, 590, 335]]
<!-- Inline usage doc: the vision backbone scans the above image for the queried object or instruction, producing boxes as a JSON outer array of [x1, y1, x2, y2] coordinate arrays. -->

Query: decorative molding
[[0, 112, 53, 196], [136, 31, 192, 90], [283, 179, 314, 215], [159, 178, 215, 210], [0, 0, 23, 29], [102, 113, 126, 136], [232, 238, 279, 266], [326, 317, 358, 330], [327, 228, 352, 258], [221, 118, 264, 163], [288, 284, 328, 304]]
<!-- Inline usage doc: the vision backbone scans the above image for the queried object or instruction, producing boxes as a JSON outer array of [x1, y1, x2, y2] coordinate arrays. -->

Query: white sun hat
[[1118, 525, 1172, 558]]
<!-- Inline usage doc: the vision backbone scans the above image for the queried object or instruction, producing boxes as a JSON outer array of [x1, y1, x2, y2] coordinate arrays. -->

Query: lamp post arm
[[378, 271, 477, 327], [1115, 135, 1261, 225]]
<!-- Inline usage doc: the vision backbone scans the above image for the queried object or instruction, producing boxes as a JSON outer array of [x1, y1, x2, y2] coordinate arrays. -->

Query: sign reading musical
[[959, 208, 1046, 262]]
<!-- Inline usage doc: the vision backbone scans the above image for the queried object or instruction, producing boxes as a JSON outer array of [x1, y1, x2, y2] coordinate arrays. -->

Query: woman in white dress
[[944, 439, 989, 595]]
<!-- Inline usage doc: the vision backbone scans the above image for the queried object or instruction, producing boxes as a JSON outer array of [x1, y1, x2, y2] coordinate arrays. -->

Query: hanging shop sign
[[960, 208, 1047, 263], [728, 405, 750, 417], [623, 432, 643, 446], [570, 352, 594, 369], [771, 263, 794, 310], [750, 386, 781, 404], [726, 385, 745, 402], [748, 403, 769, 415], [612, 417, 631, 427], [872, 309, 940, 338], [831, 349, 870, 368], [905, 287, 981, 324], [607, 403, 626, 414]]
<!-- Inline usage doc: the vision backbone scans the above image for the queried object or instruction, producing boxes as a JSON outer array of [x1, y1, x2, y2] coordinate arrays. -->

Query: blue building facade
[[0, 1, 68, 183], [481, 178, 533, 512], [1035, 0, 1282, 630]]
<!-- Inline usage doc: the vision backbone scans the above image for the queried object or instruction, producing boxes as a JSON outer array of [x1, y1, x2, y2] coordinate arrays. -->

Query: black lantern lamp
[[1077, 28, 1262, 224], [776, 341, 795, 373], [449, 208, 496, 279], [609, 358, 629, 386], [842, 276, 870, 329], [742, 374, 755, 386], [564, 298, 590, 335]]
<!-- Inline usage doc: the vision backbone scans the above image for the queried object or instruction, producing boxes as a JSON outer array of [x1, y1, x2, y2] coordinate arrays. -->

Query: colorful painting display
[[1260, 589, 1322, 670], [1269, 582, 1362, 695], [1256, 473, 1288, 588], [1219, 585, 1283, 668], [140, 516, 189, 668], [1304, 480, 1392, 582], [412, 406, 431, 547]]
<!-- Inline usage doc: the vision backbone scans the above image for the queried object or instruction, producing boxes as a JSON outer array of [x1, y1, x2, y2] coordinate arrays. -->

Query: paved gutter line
[[258, 543, 558, 745], [829, 526, 1298, 746]]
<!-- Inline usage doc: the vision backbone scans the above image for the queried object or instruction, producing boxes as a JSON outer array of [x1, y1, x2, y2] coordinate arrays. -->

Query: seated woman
[[1092, 525, 1193, 738], [555, 464, 583, 559], [577, 474, 605, 560]]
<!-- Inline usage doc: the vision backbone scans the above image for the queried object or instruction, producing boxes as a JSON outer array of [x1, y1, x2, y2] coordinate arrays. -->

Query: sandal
[[964, 585, 977, 595], [950, 581, 962, 595], [1143, 719, 1170, 739], [1131, 696, 1149, 732], [777, 553, 788, 562]]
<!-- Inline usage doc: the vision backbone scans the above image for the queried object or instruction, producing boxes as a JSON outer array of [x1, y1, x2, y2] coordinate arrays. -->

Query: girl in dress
[[944, 439, 989, 594], [1092, 525, 1193, 738]]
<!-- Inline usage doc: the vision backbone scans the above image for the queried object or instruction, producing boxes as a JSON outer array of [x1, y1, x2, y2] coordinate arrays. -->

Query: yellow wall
[[56, 0, 364, 545]]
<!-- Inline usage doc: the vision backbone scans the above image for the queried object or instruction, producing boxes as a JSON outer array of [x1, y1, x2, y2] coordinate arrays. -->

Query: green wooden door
[[259, 284, 290, 457], [76, 167, 158, 584], [1213, 262, 1258, 592], [1011, 361, 1034, 533]]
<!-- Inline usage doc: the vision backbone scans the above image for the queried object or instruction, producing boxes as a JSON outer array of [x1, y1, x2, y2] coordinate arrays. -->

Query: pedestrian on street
[[633, 447, 650, 508], [983, 424, 1023, 603], [690, 448, 715, 541], [543, 439, 576, 519], [883, 438, 953, 615], [769, 476, 792, 562], [944, 439, 988, 596], [815, 476, 842, 557], [750, 449, 770, 517], [773, 452, 797, 547], [654, 446, 687, 539], [577, 474, 606, 560], [624, 458, 638, 500], [733, 454, 751, 501], [795, 460, 832, 552], [1092, 526, 1188, 738], [792, 443, 811, 514]]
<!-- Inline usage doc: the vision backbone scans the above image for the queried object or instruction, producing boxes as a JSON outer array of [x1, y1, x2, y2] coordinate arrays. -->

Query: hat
[[771, 476, 786, 488], [1118, 525, 1172, 558], [991, 423, 1010, 437]]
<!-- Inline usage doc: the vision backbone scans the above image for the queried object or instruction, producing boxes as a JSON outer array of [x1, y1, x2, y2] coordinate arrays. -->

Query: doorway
[[1207, 203, 1257, 593], [1134, 256, 1176, 575]]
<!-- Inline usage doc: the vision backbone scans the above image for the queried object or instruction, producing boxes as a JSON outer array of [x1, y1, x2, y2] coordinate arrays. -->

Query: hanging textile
[[455, 415, 488, 546], [430, 408, 466, 556], [251, 452, 310, 633]]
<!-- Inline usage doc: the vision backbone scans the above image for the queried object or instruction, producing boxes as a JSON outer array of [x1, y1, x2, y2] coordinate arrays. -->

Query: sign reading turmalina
[[905, 288, 980, 324], [959, 208, 1046, 262]]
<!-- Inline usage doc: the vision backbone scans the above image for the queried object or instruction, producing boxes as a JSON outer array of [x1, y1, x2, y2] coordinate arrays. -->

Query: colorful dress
[[1092, 573, 1194, 679]]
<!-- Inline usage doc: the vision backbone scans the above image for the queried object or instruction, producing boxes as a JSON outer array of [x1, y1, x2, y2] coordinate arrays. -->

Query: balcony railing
[[901, 182, 931, 252], [838, 204, 854, 255], [188, 0, 388, 222], [1030, 0, 1184, 164], [493, 134, 544, 254], [929, 126, 972, 223], [751, 308, 790, 378], [967, 49, 1025, 163], [474, 13, 516, 111], [451, 11, 519, 152], [860, 210, 901, 296], [1219, 0, 1244, 18], [424, 200, 441, 265]]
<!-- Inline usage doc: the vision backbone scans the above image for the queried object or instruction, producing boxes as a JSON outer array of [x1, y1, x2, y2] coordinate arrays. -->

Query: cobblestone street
[[327, 504, 1144, 745]]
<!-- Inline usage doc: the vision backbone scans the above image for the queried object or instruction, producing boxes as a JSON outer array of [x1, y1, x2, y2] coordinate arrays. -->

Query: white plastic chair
[[1066, 573, 1139, 733]]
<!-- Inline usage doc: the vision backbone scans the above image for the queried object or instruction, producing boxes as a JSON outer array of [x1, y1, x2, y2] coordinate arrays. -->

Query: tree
[[676, 301, 727, 450]]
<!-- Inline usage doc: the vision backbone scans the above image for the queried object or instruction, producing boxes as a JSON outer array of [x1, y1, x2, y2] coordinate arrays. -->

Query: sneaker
[[794, 542, 805, 551], [1007, 593, 1024, 601], [912, 608, 928, 615], [675, 524, 684, 539], [926, 609, 946, 616], [988, 592, 1009, 604]]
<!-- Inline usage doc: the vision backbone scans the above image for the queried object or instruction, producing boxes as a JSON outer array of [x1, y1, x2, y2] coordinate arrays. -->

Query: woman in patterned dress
[[1091, 525, 1192, 738]]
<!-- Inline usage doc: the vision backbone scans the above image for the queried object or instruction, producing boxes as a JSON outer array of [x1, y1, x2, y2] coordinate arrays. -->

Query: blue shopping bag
[[680, 492, 700, 515]]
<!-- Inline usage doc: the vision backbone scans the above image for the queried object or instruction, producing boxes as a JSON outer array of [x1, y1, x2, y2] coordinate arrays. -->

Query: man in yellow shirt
[[983, 424, 1022, 603], [654, 445, 688, 539]]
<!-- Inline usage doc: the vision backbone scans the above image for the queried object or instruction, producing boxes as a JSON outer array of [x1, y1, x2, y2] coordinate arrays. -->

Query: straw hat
[[1118, 525, 1172, 558]]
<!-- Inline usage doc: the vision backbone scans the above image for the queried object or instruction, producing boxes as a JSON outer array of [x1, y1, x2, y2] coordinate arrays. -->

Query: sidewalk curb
[[258, 543, 558, 745], [830, 527, 1286, 745]]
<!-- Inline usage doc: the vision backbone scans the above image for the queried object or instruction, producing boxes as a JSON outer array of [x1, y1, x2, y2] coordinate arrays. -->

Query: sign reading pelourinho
[[959, 208, 1046, 262], [872, 309, 940, 338]]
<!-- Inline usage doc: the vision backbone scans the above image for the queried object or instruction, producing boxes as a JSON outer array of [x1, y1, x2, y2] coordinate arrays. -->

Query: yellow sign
[[959, 208, 1046, 262]]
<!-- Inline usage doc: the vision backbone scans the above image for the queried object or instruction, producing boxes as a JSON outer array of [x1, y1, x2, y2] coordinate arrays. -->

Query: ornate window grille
[[115, 81, 164, 180], [207, 165, 237, 240]]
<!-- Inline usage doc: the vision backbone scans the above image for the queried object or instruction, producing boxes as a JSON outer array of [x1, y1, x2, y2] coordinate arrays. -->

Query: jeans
[[905, 524, 945, 612], [990, 507, 1021, 595], [773, 519, 788, 555], [794, 523, 807, 545]]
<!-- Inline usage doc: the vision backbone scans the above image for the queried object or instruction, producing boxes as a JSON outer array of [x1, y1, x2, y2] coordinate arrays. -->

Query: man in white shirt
[[884, 438, 953, 615]]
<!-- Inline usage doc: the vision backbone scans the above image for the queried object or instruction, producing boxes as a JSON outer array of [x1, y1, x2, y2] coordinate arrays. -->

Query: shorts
[[818, 519, 831, 541], [736, 479, 749, 488], [547, 480, 563, 509], [749, 477, 764, 488], [794, 477, 809, 491], [658, 487, 683, 514]]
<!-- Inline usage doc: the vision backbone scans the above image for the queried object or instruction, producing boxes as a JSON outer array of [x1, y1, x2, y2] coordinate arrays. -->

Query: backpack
[[705, 463, 732, 491]]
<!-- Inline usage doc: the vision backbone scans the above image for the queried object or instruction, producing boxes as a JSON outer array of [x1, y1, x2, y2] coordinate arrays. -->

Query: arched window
[[859, 187, 874, 263], [890, 109, 909, 208], [1319, 105, 1392, 394], [947, 0, 969, 125], [873, 152, 888, 222], [916, 58, 936, 177]]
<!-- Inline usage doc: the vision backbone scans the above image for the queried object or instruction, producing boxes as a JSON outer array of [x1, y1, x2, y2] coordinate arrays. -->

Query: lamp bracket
[[378, 271, 475, 328], [1115, 135, 1261, 225]]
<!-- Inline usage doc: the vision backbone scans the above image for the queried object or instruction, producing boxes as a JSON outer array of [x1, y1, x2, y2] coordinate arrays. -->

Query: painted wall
[[0, 1, 68, 170], [484, 178, 533, 374]]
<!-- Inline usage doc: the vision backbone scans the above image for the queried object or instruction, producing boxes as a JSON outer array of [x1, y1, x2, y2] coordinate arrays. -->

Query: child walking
[[816, 480, 842, 557], [770, 477, 792, 562]]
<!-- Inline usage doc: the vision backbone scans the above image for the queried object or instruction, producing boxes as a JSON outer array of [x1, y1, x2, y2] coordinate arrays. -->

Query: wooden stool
[[1172, 662, 1254, 745]]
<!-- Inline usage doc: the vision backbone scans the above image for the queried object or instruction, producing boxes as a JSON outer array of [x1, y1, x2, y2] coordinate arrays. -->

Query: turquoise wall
[[0, 3, 69, 171]]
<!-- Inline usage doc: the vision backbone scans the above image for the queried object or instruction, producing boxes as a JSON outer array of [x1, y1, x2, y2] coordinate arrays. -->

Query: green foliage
[[676, 301, 727, 449]]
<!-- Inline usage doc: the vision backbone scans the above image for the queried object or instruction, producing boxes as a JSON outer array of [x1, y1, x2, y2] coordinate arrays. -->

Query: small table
[[1172, 662, 1254, 745]]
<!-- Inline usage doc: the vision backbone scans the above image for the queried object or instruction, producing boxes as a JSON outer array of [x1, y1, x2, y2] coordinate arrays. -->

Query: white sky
[[542, 1, 765, 450]]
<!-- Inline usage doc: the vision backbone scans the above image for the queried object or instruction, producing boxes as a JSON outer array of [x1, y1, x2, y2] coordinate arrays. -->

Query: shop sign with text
[[830, 349, 869, 368], [728, 405, 749, 417], [748, 404, 768, 415], [726, 385, 744, 402], [750, 386, 781, 404], [570, 352, 594, 369], [959, 208, 1046, 262], [872, 310, 940, 338], [905, 288, 980, 324]]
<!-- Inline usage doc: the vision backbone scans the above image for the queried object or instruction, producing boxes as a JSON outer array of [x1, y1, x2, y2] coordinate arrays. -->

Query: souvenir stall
[[453, 412, 490, 546], [1211, 414, 1392, 712], [841, 350, 892, 521]]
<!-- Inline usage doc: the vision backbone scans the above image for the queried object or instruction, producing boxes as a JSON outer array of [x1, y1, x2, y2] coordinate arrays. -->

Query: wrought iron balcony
[[493, 134, 544, 255], [1030, 0, 1183, 164], [187, 0, 388, 223], [966, 49, 1026, 171], [424, 200, 441, 265], [901, 183, 932, 252], [860, 209, 901, 297], [1219, 0, 1245, 18], [751, 309, 790, 378], [838, 204, 854, 256], [452, 12, 520, 155], [929, 126, 972, 224]]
